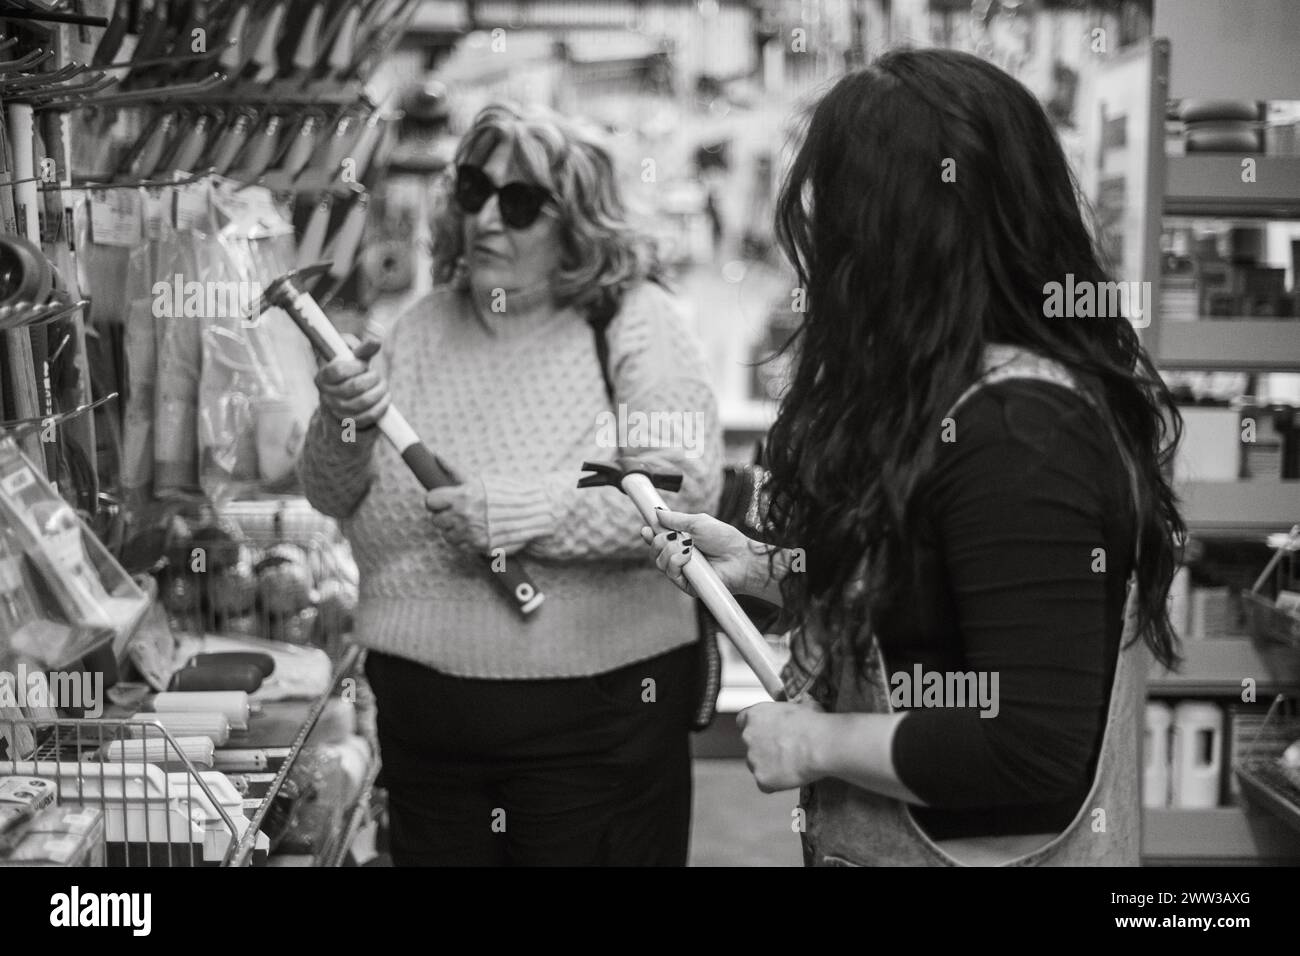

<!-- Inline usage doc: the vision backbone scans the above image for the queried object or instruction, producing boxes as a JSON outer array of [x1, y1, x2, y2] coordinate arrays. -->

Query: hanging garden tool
[[247, 262, 546, 617]]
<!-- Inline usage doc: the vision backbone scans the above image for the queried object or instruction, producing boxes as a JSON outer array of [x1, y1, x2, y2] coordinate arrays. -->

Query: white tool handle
[[622, 473, 786, 700]]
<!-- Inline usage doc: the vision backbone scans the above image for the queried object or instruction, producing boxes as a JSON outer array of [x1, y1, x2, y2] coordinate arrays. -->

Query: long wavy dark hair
[[767, 48, 1184, 669]]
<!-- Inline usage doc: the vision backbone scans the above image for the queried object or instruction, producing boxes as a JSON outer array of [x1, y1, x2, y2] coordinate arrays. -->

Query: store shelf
[[1164, 156, 1300, 218], [1157, 320, 1300, 370], [1143, 806, 1300, 863], [1148, 636, 1300, 696], [1176, 480, 1298, 533]]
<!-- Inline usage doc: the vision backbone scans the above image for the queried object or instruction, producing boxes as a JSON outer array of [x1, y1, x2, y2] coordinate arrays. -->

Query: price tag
[[212, 180, 294, 239], [59, 809, 100, 834], [143, 192, 169, 241], [89, 190, 142, 248], [173, 180, 209, 231], [1, 467, 35, 497]]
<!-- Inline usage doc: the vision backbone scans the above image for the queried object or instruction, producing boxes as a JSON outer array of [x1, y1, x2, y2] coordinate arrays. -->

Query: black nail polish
[[654, 506, 665, 511], [683, 537, 693, 546], [682, 546, 692, 554], [667, 532, 678, 541]]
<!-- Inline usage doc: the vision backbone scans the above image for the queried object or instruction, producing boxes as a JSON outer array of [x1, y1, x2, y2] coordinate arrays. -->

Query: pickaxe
[[247, 263, 544, 616], [578, 458, 786, 700]]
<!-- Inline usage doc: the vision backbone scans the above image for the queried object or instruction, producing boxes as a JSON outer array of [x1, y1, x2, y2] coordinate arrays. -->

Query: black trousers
[[364, 643, 696, 866]]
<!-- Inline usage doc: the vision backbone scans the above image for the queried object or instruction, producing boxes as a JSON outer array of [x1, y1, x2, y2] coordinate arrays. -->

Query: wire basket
[[1233, 696, 1300, 838], [1245, 525, 1300, 650], [1, 716, 248, 866], [158, 498, 357, 655]]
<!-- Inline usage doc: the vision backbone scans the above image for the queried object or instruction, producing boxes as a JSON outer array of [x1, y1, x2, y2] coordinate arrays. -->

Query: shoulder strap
[[587, 274, 670, 405], [943, 344, 1079, 420], [590, 306, 617, 404]]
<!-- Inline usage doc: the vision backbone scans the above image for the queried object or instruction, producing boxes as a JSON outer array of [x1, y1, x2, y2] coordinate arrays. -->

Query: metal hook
[[94, 48, 232, 73], [0, 393, 118, 442], [35, 71, 227, 109], [0, 62, 81, 90], [4, 69, 113, 103], [26, 71, 116, 104], [0, 9, 109, 29], [44, 167, 217, 193], [0, 48, 53, 75], [0, 299, 88, 332]]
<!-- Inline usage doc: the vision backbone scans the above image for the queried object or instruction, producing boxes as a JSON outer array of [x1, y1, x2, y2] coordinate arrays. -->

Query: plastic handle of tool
[[279, 286, 544, 616], [621, 473, 786, 700]]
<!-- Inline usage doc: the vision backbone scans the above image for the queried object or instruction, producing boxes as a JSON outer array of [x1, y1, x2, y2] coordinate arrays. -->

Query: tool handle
[[276, 283, 544, 616], [622, 473, 785, 700]]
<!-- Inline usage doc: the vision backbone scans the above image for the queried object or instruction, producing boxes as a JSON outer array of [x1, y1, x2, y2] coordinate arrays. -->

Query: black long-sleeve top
[[876, 379, 1134, 840]]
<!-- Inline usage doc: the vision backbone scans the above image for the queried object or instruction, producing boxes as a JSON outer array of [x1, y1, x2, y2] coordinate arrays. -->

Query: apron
[[784, 345, 1147, 867]]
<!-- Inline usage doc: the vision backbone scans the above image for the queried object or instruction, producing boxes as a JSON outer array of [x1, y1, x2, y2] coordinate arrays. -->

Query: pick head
[[241, 261, 333, 325], [577, 458, 684, 492]]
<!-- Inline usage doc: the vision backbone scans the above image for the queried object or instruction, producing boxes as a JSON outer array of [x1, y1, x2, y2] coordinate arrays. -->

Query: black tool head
[[577, 458, 684, 492]]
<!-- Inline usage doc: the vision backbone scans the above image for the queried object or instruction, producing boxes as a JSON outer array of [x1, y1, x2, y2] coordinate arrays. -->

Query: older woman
[[298, 103, 722, 866]]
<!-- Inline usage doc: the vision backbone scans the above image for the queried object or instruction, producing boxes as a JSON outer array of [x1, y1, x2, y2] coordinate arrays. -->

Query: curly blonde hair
[[430, 102, 662, 317]]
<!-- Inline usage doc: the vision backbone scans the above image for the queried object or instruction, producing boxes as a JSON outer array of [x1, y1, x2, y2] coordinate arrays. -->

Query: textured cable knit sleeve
[[481, 281, 723, 561], [297, 410, 381, 520]]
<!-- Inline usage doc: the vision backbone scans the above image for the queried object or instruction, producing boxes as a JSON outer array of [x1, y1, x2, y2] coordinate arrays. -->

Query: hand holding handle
[[267, 270, 544, 616], [622, 473, 786, 700]]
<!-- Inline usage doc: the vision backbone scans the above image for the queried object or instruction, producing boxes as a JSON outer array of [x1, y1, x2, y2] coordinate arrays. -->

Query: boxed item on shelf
[[0, 804, 104, 867], [1160, 274, 1199, 322], [0, 775, 56, 813], [1195, 258, 1239, 315], [1246, 293, 1289, 317], [1171, 701, 1225, 809], [1244, 266, 1288, 297], [1240, 403, 1297, 480], [1189, 586, 1235, 640], [0, 758, 208, 865], [1173, 405, 1240, 482]]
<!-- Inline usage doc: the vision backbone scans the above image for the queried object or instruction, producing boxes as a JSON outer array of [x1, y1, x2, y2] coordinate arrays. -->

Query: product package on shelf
[[0, 436, 147, 662], [0, 804, 105, 868], [99, 173, 318, 509]]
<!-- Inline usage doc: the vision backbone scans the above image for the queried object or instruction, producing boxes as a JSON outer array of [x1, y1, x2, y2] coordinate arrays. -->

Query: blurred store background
[[332, 0, 1300, 866], [4, 0, 1296, 869], [353, 0, 1161, 464]]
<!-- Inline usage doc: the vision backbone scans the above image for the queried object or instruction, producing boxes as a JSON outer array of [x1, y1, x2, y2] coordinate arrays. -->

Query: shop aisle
[[689, 759, 802, 867]]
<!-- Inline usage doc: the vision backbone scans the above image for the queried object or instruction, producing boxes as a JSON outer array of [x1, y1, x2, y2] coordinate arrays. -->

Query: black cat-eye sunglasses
[[453, 164, 554, 230]]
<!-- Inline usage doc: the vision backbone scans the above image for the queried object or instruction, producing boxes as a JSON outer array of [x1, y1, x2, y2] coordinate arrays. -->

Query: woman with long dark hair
[[645, 48, 1183, 866]]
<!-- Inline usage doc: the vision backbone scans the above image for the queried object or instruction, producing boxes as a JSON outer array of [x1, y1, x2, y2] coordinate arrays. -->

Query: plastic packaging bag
[[196, 180, 316, 503], [0, 437, 147, 667]]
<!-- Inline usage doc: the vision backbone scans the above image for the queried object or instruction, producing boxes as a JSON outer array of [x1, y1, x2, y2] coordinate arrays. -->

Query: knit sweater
[[297, 280, 723, 678]]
